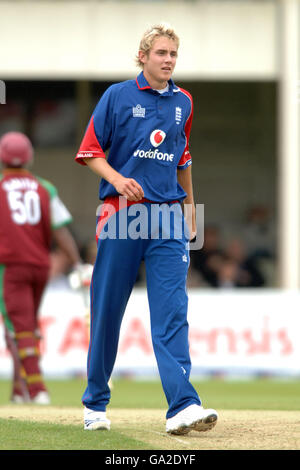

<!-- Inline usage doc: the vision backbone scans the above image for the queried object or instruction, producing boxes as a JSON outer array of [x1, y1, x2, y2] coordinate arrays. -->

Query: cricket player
[[76, 23, 218, 435], [0, 131, 81, 404]]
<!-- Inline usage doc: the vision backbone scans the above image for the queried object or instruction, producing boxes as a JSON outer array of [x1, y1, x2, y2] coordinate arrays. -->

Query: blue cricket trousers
[[82, 198, 201, 418]]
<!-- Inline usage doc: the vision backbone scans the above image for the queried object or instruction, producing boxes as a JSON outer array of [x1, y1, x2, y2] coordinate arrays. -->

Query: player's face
[[139, 36, 178, 89]]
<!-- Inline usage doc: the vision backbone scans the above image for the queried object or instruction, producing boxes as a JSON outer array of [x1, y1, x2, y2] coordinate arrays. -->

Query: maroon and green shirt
[[0, 168, 72, 267]]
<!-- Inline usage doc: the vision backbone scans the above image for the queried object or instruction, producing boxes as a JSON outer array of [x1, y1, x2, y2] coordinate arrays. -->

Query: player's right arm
[[83, 157, 144, 202], [38, 177, 82, 266], [52, 226, 81, 267]]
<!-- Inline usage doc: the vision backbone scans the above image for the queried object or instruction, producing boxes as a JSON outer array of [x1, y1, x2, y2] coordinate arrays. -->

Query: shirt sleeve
[[75, 86, 114, 166], [50, 194, 73, 229], [177, 89, 193, 170], [37, 176, 73, 229]]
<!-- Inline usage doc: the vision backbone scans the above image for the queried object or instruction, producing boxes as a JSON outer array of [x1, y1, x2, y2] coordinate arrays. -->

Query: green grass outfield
[[0, 377, 300, 451]]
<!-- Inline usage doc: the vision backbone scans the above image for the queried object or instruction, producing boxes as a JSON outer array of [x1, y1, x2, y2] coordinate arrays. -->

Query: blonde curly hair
[[136, 23, 180, 68]]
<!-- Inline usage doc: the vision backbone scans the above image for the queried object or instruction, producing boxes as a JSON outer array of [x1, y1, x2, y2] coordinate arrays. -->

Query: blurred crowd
[[48, 204, 277, 290], [188, 204, 276, 289]]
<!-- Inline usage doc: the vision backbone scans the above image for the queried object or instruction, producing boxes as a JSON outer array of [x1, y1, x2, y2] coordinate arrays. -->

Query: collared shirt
[[75, 71, 193, 203]]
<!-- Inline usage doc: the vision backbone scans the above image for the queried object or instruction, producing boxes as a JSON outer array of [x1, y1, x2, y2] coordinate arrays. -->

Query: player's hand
[[183, 204, 197, 241], [186, 223, 197, 242], [189, 230, 197, 242], [113, 176, 144, 201], [69, 263, 94, 290]]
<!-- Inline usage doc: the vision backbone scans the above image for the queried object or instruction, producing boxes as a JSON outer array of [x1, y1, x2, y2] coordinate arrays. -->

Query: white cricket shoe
[[84, 407, 111, 431], [31, 391, 51, 405], [11, 394, 28, 404], [166, 404, 218, 435]]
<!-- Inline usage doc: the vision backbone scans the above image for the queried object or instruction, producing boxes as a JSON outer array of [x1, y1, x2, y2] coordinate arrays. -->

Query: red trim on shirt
[[177, 87, 193, 168], [135, 77, 151, 91], [96, 196, 179, 242], [75, 115, 106, 166]]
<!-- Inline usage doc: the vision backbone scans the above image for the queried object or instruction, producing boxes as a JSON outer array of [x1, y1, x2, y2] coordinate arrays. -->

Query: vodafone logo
[[133, 129, 173, 162], [150, 129, 166, 148], [133, 148, 174, 162]]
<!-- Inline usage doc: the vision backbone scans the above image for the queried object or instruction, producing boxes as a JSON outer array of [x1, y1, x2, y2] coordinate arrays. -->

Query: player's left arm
[[176, 88, 196, 240], [177, 165, 196, 241]]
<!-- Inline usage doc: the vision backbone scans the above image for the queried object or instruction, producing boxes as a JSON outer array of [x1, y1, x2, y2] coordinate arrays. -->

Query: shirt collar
[[135, 71, 180, 95]]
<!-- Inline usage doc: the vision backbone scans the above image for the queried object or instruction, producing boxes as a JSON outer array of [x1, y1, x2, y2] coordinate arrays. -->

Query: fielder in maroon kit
[[0, 132, 81, 404]]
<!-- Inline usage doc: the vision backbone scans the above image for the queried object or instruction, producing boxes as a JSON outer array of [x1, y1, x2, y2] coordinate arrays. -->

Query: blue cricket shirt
[[76, 72, 193, 203]]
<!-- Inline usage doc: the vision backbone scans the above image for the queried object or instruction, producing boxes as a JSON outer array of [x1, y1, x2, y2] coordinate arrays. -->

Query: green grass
[[110, 378, 300, 411], [1, 377, 300, 410], [1, 377, 300, 450], [0, 418, 154, 450]]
